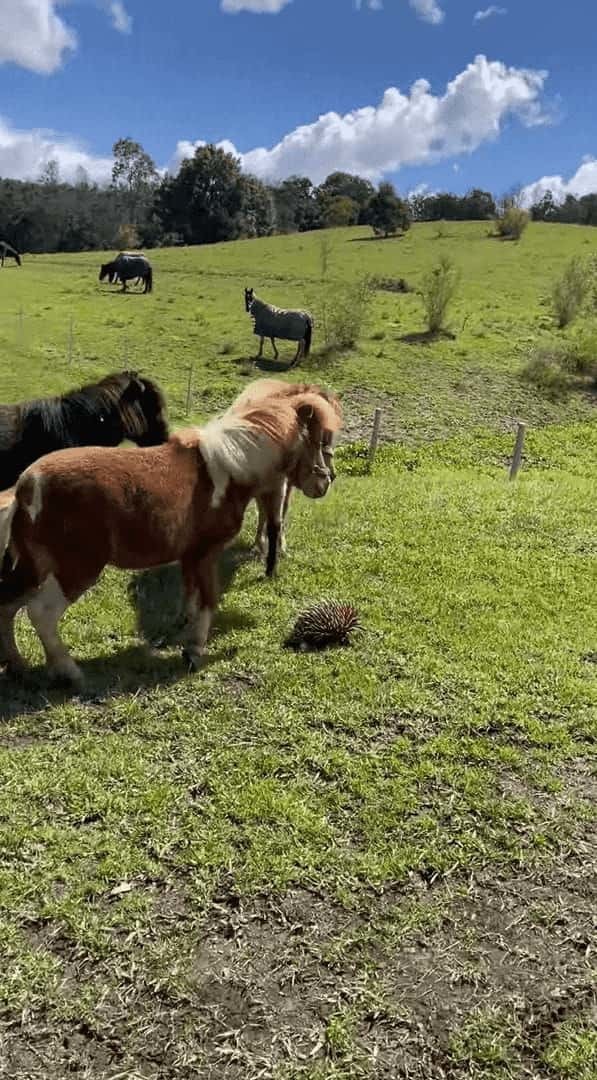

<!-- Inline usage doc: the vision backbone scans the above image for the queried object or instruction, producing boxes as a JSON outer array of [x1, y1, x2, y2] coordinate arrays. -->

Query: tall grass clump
[[421, 255, 460, 335], [318, 276, 374, 352], [522, 331, 597, 397], [552, 257, 587, 328], [494, 207, 529, 240]]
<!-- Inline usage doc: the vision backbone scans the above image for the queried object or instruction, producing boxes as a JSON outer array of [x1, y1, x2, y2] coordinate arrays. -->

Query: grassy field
[[0, 223, 595, 1078]]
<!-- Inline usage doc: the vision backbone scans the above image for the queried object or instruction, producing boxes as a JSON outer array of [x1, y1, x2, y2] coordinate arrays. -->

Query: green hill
[[0, 224, 595, 1078]]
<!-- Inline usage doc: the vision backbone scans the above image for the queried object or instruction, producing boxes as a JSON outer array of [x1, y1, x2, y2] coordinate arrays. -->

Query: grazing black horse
[[0, 370, 169, 491], [0, 242, 21, 268], [99, 253, 153, 293]]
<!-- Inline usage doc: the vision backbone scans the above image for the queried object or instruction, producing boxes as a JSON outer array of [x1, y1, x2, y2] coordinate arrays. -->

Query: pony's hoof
[[1, 658, 28, 679], [181, 647, 205, 672], [48, 660, 84, 688]]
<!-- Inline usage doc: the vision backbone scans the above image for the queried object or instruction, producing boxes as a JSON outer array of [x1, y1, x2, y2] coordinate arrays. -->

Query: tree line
[[0, 136, 593, 255]]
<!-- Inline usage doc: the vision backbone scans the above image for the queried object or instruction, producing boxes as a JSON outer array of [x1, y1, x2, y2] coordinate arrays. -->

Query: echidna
[[285, 601, 360, 651]]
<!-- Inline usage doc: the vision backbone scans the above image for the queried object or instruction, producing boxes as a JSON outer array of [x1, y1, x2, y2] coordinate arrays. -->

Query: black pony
[[99, 253, 153, 294], [0, 371, 169, 491], [0, 242, 21, 268]]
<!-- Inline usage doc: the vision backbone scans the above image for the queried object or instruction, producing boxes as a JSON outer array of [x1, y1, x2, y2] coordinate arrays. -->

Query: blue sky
[[1, 0, 596, 203]]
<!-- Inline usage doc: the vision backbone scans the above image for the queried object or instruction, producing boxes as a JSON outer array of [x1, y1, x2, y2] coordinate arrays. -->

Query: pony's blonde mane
[[197, 391, 340, 508], [230, 379, 343, 429]]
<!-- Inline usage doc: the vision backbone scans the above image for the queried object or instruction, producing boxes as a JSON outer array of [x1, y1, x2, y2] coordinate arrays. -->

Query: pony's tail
[[304, 317, 313, 357], [145, 267, 153, 294], [0, 490, 17, 563]]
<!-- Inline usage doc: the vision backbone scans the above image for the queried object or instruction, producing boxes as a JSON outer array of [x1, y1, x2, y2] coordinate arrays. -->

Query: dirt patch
[[338, 387, 409, 444], [3, 820, 595, 1079]]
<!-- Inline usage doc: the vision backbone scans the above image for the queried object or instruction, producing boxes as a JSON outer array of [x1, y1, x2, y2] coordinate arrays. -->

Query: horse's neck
[[251, 297, 271, 316], [22, 398, 70, 448]]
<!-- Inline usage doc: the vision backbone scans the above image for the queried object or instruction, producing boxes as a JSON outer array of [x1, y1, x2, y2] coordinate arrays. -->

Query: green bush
[[317, 276, 374, 352], [495, 207, 529, 240], [522, 333, 597, 397], [420, 255, 460, 335], [552, 257, 587, 328]]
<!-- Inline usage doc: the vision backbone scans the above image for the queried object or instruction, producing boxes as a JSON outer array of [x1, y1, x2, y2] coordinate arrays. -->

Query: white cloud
[[0, 0, 134, 75], [104, 1, 133, 33], [407, 182, 432, 198], [0, 54, 551, 193], [474, 6, 507, 21], [410, 0, 445, 25], [220, 0, 292, 12], [0, 0, 77, 74], [169, 55, 548, 185], [520, 157, 597, 207], [0, 115, 113, 184]]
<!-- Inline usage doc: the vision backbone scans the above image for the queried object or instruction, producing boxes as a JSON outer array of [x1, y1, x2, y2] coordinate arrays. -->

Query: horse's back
[[115, 254, 151, 278]]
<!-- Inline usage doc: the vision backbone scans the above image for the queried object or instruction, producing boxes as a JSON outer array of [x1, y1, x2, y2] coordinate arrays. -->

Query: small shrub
[[561, 330, 597, 377], [521, 334, 597, 397], [420, 255, 460, 335], [521, 349, 572, 398], [317, 276, 374, 352], [552, 257, 587, 328], [318, 234, 332, 279], [117, 223, 141, 249], [372, 276, 411, 293], [494, 207, 529, 240]]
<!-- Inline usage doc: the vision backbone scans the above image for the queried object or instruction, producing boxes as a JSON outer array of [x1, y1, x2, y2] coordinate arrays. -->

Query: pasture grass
[[0, 223, 595, 1077]]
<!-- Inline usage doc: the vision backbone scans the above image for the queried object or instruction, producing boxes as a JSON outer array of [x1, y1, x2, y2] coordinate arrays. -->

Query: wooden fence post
[[186, 364, 194, 416], [509, 422, 526, 480], [368, 407, 382, 469]]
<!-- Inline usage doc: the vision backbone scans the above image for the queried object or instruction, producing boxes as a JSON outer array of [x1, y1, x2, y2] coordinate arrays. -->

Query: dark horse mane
[[28, 371, 162, 445], [0, 371, 169, 492]]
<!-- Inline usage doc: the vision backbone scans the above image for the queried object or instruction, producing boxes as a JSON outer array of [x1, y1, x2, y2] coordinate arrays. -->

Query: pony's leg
[[257, 484, 286, 577], [280, 482, 293, 556], [121, 279, 127, 292], [257, 336, 264, 358], [251, 497, 268, 558], [26, 575, 84, 685], [0, 602, 27, 674], [271, 337, 279, 359], [181, 554, 218, 670], [0, 561, 39, 674]]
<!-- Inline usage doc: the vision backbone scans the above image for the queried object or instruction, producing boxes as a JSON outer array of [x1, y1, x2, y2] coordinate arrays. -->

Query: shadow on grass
[[346, 234, 407, 243], [128, 543, 256, 648], [399, 329, 456, 344], [0, 544, 259, 720], [254, 356, 298, 373]]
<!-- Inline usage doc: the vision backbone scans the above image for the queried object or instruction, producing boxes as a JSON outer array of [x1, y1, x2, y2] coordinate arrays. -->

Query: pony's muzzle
[[301, 473, 332, 499]]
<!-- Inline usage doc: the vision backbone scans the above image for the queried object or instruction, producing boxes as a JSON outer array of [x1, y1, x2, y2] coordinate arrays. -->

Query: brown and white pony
[[229, 379, 342, 575], [0, 387, 341, 685]]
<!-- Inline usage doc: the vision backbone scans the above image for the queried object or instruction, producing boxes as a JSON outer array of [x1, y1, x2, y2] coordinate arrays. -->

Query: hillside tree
[[155, 143, 245, 245], [368, 182, 410, 238], [112, 137, 159, 227]]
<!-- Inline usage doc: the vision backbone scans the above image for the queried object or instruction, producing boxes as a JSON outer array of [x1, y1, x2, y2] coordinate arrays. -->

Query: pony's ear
[[121, 374, 146, 399]]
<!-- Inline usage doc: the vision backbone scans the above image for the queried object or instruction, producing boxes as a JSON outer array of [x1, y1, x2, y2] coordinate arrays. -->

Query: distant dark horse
[[0, 370, 169, 491], [244, 287, 313, 365], [100, 253, 152, 293], [106, 252, 144, 287], [0, 242, 21, 268]]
